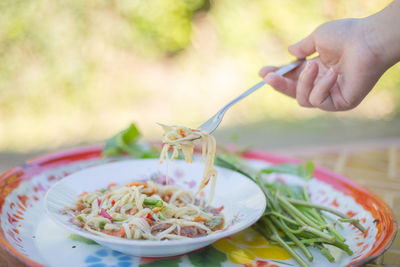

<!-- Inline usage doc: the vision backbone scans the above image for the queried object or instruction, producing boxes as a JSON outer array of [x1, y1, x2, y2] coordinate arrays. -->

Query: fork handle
[[220, 59, 305, 115], [198, 59, 304, 133]]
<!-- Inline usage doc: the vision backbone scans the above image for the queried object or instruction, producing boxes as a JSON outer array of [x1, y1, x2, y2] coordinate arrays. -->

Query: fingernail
[[304, 60, 313, 72], [264, 73, 274, 83]]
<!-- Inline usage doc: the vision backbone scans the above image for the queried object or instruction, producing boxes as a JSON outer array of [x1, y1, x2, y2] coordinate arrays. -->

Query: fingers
[[309, 68, 338, 107], [289, 34, 316, 59], [264, 72, 297, 98], [296, 60, 318, 107], [259, 65, 296, 98], [259, 66, 278, 77]]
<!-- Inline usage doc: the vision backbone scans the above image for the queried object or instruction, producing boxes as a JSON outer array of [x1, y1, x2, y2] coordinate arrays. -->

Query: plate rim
[[0, 145, 398, 267]]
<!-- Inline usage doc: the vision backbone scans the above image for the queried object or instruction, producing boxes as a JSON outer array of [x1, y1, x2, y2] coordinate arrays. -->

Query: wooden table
[[1, 140, 399, 266]]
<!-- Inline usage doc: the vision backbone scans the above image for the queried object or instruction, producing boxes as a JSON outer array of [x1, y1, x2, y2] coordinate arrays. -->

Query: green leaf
[[305, 161, 315, 180], [103, 123, 140, 155], [68, 234, 98, 245], [102, 123, 159, 158], [261, 161, 314, 181], [102, 135, 121, 155], [261, 163, 300, 175], [98, 221, 106, 229], [121, 123, 141, 144], [139, 257, 182, 267], [188, 245, 227, 267], [271, 181, 305, 200]]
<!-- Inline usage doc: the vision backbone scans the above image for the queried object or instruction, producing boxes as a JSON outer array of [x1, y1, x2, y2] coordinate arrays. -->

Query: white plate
[[45, 159, 266, 257]]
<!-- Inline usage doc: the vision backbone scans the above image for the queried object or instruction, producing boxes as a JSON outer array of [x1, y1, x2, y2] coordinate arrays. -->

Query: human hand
[[259, 7, 400, 111]]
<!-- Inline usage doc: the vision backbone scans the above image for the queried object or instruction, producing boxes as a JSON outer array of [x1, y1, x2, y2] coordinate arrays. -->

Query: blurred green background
[[0, 0, 399, 153]]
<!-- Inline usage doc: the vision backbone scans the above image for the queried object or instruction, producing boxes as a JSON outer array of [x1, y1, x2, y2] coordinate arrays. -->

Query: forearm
[[362, 0, 400, 68]]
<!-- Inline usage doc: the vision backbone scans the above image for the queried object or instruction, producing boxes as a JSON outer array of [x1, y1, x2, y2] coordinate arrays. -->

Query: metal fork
[[197, 59, 304, 134]]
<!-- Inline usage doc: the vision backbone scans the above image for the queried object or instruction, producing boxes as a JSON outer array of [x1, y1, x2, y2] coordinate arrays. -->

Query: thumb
[[289, 34, 315, 59]]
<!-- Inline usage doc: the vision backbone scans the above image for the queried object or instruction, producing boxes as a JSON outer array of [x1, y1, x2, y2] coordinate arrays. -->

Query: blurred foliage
[[0, 0, 397, 151], [116, 0, 210, 54]]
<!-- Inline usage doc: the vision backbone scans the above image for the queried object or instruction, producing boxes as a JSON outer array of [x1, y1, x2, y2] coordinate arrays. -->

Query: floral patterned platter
[[45, 159, 266, 257], [0, 145, 397, 267]]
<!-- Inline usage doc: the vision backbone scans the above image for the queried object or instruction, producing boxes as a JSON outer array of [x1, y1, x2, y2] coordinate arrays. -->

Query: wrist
[[361, 0, 400, 68]]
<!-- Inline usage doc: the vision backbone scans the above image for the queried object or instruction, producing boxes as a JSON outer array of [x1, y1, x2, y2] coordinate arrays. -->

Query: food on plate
[[102, 123, 369, 266], [67, 181, 224, 240], [159, 124, 217, 204]]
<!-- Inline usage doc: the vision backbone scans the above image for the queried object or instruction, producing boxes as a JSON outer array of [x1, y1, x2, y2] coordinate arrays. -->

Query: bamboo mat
[[285, 140, 400, 266]]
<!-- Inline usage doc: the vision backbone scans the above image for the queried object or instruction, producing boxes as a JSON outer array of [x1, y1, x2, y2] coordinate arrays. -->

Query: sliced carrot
[[78, 191, 87, 197], [107, 183, 118, 189], [125, 182, 147, 188], [152, 207, 163, 213], [76, 203, 86, 211], [193, 216, 207, 222], [102, 230, 121, 237], [129, 207, 138, 215], [177, 129, 186, 137], [145, 218, 153, 225], [215, 205, 224, 213], [120, 226, 126, 237]]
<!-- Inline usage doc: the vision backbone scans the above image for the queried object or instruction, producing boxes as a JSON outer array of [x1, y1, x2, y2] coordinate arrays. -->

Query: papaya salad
[[101, 123, 369, 267], [68, 180, 224, 240], [159, 124, 217, 204]]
